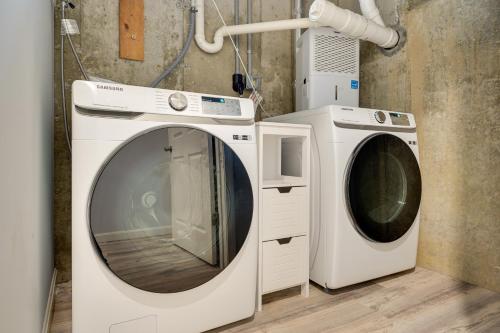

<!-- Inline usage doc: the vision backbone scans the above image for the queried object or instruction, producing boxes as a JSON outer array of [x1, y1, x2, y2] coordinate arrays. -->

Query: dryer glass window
[[89, 127, 253, 293], [346, 134, 421, 243]]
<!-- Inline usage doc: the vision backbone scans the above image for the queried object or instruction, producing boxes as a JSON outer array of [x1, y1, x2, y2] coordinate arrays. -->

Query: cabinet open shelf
[[261, 129, 308, 188], [256, 121, 311, 312]]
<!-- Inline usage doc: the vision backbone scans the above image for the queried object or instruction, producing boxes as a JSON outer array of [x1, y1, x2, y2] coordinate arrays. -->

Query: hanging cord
[[60, 1, 89, 154], [66, 33, 90, 81], [150, 6, 197, 88], [61, 1, 89, 80], [209, 0, 272, 119], [60, 3, 72, 153], [60, 1, 91, 154]]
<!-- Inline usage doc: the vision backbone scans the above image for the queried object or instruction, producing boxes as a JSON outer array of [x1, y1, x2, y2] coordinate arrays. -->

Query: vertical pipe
[[234, 0, 240, 74], [247, 0, 253, 81], [295, 0, 302, 43], [359, 0, 385, 27]]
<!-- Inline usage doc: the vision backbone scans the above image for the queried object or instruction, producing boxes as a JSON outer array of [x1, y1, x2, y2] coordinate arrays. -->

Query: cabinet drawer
[[262, 236, 307, 294], [262, 186, 308, 241]]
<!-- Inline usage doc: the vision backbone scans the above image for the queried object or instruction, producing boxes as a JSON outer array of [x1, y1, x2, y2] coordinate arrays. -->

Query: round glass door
[[346, 134, 421, 243], [89, 127, 253, 293]]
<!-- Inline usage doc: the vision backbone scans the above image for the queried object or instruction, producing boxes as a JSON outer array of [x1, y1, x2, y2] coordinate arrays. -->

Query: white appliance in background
[[72, 80, 258, 333], [296, 28, 360, 111], [269, 106, 421, 289]]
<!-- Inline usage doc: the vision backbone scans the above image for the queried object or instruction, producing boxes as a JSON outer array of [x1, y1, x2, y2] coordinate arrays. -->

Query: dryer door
[[346, 133, 421, 243], [89, 126, 253, 293]]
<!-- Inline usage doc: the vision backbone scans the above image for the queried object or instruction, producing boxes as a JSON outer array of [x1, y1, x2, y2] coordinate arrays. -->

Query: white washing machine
[[72, 80, 258, 332], [269, 105, 421, 289]]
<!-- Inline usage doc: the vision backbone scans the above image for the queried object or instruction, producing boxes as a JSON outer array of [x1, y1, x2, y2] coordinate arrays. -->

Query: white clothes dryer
[[269, 105, 421, 289], [71, 81, 258, 332]]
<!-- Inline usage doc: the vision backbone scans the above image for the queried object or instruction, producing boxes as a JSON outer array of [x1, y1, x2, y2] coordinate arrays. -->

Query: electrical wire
[[209, 0, 273, 119], [60, 1, 92, 154], [66, 33, 90, 81], [61, 2, 89, 81], [61, 3, 72, 154]]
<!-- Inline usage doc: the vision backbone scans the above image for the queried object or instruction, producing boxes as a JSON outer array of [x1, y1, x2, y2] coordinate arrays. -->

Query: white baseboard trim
[[94, 225, 171, 243], [42, 268, 57, 333]]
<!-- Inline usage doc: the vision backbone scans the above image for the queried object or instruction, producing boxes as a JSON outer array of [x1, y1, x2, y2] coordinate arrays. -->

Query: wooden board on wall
[[119, 0, 144, 61]]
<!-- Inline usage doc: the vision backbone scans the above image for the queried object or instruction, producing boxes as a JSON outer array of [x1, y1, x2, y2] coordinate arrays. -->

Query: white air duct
[[309, 0, 398, 49], [359, 0, 385, 27]]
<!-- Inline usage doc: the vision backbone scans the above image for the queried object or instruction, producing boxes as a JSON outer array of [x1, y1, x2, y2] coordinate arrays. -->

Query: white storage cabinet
[[256, 122, 311, 311]]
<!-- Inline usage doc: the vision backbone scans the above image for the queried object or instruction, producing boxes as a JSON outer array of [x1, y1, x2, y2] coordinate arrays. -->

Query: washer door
[[89, 126, 253, 293], [346, 133, 421, 243]]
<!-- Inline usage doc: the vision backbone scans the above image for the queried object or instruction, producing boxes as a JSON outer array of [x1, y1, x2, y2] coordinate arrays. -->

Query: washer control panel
[[330, 105, 416, 130], [72, 81, 254, 120], [201, 96, 242, 116], [369, 110, 411, 127]]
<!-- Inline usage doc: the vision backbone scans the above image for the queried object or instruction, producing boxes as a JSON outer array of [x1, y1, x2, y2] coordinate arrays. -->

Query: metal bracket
[[176, 0, 192, 10], [245, 75, 262, 91]]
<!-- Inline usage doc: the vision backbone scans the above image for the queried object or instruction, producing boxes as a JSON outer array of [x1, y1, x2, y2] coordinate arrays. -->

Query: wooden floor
[[97, 234, 221, 293], [50, 267, 500, 333]]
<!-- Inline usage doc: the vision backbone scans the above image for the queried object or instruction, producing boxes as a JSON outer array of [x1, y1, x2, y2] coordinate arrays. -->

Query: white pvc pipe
[[309, 0, 398, 48], [195, 0, 319, 53], [195, 0, 214, 52], [359, 0, 385, 27], [195, 0, 399, 53]]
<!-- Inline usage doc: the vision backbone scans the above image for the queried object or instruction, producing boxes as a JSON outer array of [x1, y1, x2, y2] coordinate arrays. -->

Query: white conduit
[[359, 0, 385, 27], [295, 0, 303, 43], [195, 0, 399, 54]]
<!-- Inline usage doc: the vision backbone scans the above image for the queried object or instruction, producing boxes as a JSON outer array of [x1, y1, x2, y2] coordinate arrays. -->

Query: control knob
[[374, 111, 386, 124], [168, 92, 188, 111]]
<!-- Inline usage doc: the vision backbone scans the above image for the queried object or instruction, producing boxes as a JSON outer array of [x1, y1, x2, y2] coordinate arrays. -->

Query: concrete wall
[[343, 0, 500, 292], [0, 0, 54, 332], [407, 0, 500, 292], [54, 0, 295, 282]]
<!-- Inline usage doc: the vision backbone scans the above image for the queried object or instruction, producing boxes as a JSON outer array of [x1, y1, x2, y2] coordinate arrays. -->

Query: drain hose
[[150, 7, 196, 88]]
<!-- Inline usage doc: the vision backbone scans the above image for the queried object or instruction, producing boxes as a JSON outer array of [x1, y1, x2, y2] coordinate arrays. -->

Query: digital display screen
[[389, 112, 410, 126], [202, 96, 241, 116], [202, 96, 225, 103]]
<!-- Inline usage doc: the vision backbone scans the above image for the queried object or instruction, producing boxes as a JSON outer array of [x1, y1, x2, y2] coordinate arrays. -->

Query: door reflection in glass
[[90, 127, 253, 293], [347, 134, 421, 243]]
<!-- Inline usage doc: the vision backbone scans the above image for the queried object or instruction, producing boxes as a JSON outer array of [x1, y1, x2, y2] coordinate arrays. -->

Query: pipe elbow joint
[[195, 34, 223, 53]]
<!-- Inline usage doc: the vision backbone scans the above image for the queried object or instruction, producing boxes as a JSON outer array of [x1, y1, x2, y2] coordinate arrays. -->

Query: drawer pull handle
[[277, 237, 292, 245], [277, 187, 292, 193]]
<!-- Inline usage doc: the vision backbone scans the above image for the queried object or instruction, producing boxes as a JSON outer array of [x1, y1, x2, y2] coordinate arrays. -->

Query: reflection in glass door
[[90, 127, 253, 293], [169, 128, 217, 265], [346, 134, 421, 243]]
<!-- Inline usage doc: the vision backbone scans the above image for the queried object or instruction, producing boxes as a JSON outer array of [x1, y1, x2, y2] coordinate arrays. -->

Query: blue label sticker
[[351, 80, 359, 89]]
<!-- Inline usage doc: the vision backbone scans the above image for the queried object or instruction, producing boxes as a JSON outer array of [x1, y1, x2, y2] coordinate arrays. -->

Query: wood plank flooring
[[50, 267, 500, 333], [97, 234, 221, 293]]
